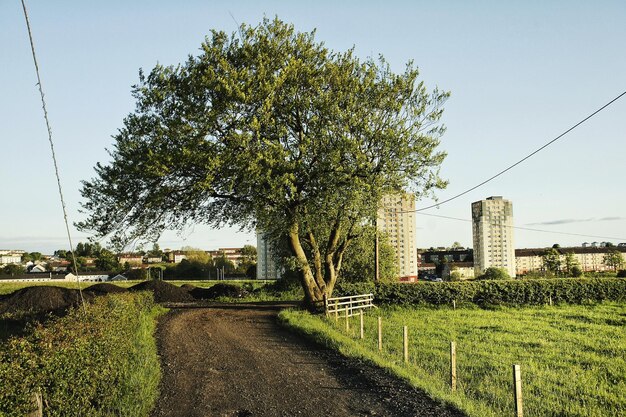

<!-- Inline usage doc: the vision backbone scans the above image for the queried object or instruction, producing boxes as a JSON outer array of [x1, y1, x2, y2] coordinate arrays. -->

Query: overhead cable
[[413, 90, 626, 212]]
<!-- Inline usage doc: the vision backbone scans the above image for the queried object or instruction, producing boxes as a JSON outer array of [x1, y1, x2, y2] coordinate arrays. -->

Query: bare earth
[[151, 303, 465, 417]]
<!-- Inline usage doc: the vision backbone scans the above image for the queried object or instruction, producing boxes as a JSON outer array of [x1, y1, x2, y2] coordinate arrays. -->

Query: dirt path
[[151, 304, 465, 417]]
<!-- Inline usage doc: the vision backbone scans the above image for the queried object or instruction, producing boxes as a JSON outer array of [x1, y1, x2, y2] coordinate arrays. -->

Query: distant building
[[165, 251, 187, 264], [118, 254, 143, 267], [418, 249, 473, 264], [64, 272, 110, 282], [256, 232, 280, 280], [28, 264, 47, 273], [472, 196, 516, 277], [208, 248, 244, 266], [0, 254, 22, 265], [515, 246, 626, 275], [0, 249, 25, 256], [417, 249, 475, 280], [377, 194, 417, 280]]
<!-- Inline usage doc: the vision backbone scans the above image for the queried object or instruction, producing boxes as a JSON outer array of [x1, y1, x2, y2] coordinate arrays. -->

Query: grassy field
[[280, 303, 626, 417]]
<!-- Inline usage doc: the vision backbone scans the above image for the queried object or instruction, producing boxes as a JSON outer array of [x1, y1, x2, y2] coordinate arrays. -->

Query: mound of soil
[[180, 284, 197, 291], [0, 286, 94, 316], [129, 280, 194, 303], [190, 283, 249, 300], [85, 283, 128, 295]]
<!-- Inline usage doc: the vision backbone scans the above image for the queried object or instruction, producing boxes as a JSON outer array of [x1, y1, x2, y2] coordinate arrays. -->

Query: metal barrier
[[324, 293, 375, 317]]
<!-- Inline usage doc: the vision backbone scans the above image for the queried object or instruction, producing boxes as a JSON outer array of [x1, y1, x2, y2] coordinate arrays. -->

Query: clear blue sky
[[2, 1, 625, 254]]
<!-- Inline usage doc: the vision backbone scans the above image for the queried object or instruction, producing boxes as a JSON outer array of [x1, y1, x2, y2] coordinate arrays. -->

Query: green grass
[[279, 303, 626, 417], [0, 292, 165, 416], [115, 303, 166, 416]]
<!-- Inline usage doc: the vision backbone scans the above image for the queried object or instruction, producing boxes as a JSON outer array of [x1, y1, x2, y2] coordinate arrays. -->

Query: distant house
[[145, 256, 162, 264], [110, 274, 127, 281], [64, 272, 110, 282], [28, 264, 47, 273], [166, 251, 187, 264], [118, 254, 143, 267]]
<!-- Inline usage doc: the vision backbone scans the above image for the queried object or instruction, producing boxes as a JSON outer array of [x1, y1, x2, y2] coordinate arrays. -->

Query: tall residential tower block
[[471, 196, 516, 277], [377, 194, 417, 280]]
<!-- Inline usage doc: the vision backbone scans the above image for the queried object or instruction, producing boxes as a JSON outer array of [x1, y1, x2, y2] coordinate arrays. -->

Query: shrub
[[617, 270, 626, 278], [477, 267, 510, 280], [0, 292, 162, 416], [448, 271, 463, 282]]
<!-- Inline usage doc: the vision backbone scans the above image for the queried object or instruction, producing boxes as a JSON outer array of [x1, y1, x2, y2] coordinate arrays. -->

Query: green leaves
[[78, 17, 449, 301], [0, 293, 161, 416]]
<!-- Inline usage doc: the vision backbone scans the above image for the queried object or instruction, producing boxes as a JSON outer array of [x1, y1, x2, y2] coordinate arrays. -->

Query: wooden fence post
[[403, 326, 409, 363], [345, 306, 350, 331], [450, 341, 457, 391], [453, 299, 456, 310], [378, 316, 383, 351], [360, 310, 364, 339], [513, 364, 523, 417], [334, 300, 339, 322], [324, 293, 328, 317]]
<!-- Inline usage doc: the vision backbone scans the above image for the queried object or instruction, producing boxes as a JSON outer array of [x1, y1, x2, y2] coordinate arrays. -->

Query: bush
[[617, 270, 626, 278], [0, 292, 162, 416], [571, 266, 584, 277], [334, 278, 626, 307], [448, 271, 463, 282], [477, 267, 510, 280]]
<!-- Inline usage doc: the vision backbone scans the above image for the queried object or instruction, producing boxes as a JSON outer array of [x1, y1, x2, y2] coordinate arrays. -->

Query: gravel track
[[151, 303, 465, 417]]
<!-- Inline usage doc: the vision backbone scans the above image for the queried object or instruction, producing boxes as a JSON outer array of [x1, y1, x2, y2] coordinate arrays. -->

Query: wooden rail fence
[[324, 293, 375, 318]]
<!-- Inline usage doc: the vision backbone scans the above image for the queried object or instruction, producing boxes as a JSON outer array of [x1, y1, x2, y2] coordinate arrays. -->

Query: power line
[[416, 211, 626, 241], [413, 89, 626, 212], [21, 0, 86, 312]]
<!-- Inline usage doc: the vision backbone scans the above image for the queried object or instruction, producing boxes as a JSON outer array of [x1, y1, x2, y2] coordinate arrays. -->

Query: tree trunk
[[288, 224, 324, 308]]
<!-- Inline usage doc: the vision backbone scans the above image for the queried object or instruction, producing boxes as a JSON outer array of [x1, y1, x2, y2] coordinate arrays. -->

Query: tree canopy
[[77, 18, 449, 304], [479, 267, 511, 280], [339, 226, 398, 283], [542, 248, 562, 276], [604, 249, 624, 271]]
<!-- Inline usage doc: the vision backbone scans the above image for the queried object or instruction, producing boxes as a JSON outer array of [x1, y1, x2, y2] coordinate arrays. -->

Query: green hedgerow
[[335, 278, 626, 307]]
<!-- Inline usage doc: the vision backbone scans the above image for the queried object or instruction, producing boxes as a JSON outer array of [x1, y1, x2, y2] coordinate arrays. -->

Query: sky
[[1, 0, 625, 254]]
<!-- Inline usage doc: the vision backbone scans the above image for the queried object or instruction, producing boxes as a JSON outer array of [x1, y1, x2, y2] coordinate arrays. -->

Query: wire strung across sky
[[412, 89, 626, 213], [21, 0, 86, 311], [415, 211, 626, 242]]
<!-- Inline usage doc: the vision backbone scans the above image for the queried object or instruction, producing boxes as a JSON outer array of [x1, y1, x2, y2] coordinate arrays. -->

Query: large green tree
[[94, 248, 121, 271], [77, 18, 448, 305]]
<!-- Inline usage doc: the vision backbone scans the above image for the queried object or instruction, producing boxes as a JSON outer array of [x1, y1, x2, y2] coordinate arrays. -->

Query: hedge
[[335, 278, 626, 306], [0, 292, 162, 416]]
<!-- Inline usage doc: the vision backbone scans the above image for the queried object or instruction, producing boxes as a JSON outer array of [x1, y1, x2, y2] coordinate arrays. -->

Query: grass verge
[[0, 292, 166, 416], [279, 303, 626, 417]]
